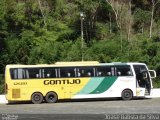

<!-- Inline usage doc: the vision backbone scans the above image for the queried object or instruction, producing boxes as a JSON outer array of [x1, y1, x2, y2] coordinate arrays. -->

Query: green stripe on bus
[[77, 77, 104, 94], [89, 77, 118, 94]]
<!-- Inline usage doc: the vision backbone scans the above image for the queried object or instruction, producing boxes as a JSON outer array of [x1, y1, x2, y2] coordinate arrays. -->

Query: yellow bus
[[5, 61, 156, 104]]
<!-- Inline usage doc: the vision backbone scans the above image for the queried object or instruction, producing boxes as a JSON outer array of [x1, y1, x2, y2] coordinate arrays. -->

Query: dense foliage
[[1, 0, 160, 93]]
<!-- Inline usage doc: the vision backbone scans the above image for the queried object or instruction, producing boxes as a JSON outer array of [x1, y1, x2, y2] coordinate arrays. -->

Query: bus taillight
[[5, 83, 8, 94]]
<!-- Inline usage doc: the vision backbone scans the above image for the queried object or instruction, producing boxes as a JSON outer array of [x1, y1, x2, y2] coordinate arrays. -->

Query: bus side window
[[96, 66, 112, 77], [76, 68, 81, 77], [10, 68, 18, 79], [47, 73, 50, 78], [115, 65, 133, 76], [107, 72, 111, 76], [59, 67, 76, 78], [27, 68, 40, 79], [10, 68, 30, 79], [36, 74, 39, 78], [96, 67, 105, 77], [98, 72, 102, 76], [127, 71, 132, 76], [78, 72, 81, 77], [87, 72, 91, 76], [106, 67, 112, 76], [78, 67, 94, 77], [117, 71, 121, 76], [43, 68, 56, 78], [67, 73, 71, 77]]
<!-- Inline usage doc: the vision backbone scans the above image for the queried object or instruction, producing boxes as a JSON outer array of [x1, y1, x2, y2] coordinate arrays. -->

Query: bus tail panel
[[12, 89, 20, 99]]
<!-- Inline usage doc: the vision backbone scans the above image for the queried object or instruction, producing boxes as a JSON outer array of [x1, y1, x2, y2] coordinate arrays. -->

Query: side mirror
[[149, 70, 156, 78]]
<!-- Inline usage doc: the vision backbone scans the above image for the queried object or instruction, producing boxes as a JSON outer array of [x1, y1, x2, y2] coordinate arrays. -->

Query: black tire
[[31, 92, 43, 104], [121, 89, 133, 100], [45, 92, 58, 103]]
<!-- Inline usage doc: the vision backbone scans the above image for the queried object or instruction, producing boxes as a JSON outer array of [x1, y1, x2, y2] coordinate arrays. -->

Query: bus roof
[[5, 61, 147, 68], [55, 61, 99, 65]]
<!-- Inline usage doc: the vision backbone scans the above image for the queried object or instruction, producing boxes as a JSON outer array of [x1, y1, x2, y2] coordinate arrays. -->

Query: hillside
[[0, 0, 160, 92]]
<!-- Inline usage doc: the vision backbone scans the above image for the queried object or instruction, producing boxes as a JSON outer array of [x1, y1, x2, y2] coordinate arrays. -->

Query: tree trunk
[[149, 3, 154, 38], [109, 12, 112, 33], [149, 0, 159, 38], [127, 0, 132, 43], [106, 0, 120, 28], [38, 0, 47, 31], [106, 0, 124, 52]]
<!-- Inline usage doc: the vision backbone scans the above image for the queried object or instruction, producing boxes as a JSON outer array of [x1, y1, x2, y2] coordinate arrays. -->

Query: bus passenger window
[[96, 66, 112, 77], [117, 71, 121, 76], [78, 67, 94, 77], [36, 74, 39, 78], [27, 68, 40, 79], [87, 72, 91, 76], [96, 67, 105, 77], [10, 68, 18, 79], [43, 68, 56, 78], [107, 72, 111, 76], [77, 72, 81, 77], [47, 73, 50, 78], [60, 67, 75, 78], [67, 73, 71, 77], [98, 72, 102, 76], [127, 71, 132, 76], [115, 65, 133, 76], [10, 68, 28, 79]]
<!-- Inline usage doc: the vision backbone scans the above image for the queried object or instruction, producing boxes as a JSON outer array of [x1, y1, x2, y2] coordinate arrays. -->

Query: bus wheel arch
[[121, 89, 133, 100], [31, 92, 43, 104], [45, 91, 58, 103]]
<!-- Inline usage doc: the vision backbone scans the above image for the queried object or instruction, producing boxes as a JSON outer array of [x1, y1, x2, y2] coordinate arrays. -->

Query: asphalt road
[[0, 98, 160, 120]]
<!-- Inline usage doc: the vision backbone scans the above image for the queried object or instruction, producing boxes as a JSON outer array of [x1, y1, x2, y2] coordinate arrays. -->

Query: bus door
[[133, 65, 151, 95]]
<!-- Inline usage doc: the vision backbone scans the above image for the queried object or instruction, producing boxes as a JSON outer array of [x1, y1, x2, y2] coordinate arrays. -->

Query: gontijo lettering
[[44, 79, 81, 85]]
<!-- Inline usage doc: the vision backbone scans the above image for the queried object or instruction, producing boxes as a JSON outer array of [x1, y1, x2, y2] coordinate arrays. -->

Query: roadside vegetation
[[1, 0, 160, 93]]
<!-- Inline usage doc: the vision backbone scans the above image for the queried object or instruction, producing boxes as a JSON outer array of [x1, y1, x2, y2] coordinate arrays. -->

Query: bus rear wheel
[[45, 92, 58, 103], [121, 89, 133, 100], [31, 92, 43, 104]]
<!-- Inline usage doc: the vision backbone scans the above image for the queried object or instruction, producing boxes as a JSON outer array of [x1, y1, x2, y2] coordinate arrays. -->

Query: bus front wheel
[[45, 92, 58, 103], [121, 89, 133, 100], [31, 92, 43, 104]]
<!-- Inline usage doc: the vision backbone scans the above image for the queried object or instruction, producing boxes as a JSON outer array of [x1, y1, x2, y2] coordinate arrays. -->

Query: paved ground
[[0, 98, 160, 119]]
